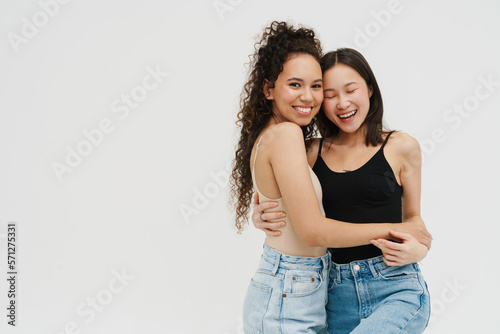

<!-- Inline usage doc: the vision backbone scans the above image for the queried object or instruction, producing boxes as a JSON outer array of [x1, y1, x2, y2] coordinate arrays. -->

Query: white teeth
[[294, 107, 312, 113], [338, 110, 357, 119]]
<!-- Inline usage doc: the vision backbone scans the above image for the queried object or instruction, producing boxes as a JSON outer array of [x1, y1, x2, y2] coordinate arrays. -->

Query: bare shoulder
[[261, 122, 304, 146], [387, 131, 421, 155], [270, 122, 303, 137], [387, 132, 422, 170]]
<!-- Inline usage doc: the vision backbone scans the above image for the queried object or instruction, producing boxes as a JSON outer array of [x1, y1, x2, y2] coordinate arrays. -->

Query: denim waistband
[[330, 255, 414, 278], [262, 243, 329, 274]]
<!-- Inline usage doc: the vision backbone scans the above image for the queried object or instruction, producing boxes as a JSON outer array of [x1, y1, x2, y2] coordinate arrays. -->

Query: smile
[[293, 106, 313, 115], [338, 110, 357, 120]]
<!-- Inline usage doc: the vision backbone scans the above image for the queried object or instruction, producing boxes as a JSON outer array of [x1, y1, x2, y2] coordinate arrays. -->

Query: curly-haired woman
[[230, 22, 432, 333]]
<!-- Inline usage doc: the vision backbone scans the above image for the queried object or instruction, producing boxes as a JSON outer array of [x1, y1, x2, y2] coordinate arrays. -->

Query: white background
[[1, 0, 499, 333]]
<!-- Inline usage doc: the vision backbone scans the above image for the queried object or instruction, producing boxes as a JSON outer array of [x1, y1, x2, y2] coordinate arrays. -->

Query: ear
[[263, 79, 274, 100], [368, 85, 373, 98]]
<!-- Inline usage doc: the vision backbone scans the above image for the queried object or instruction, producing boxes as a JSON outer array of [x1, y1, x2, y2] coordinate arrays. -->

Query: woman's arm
[[371, 133, 430, 265], [264, 123, 432, 248]]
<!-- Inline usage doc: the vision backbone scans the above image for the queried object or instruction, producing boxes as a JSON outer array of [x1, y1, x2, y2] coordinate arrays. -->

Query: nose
[[337, 93, 350, 110], [300, 87, 313, 103]]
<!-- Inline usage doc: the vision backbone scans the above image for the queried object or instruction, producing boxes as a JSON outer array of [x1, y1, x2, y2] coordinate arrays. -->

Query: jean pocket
[[284, 269, 323, 297], [243, 279, 272, 333], [378, 264, 418, 280]]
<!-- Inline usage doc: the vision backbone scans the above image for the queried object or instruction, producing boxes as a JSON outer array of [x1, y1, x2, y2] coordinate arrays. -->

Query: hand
[[392, 221, 433, 249], [370, 230, 428, 266], [252, 193, 286, 237]]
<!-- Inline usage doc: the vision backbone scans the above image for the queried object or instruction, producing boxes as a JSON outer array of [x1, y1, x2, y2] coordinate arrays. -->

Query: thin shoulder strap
[[318, 137, 325, 156], [252, 135, 265, 171], [381, 131, 395, 149]]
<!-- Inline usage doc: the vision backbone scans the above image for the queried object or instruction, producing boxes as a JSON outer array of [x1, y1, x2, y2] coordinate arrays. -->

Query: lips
[[293, 106, 313, 115], [338, 109, 357, 121]]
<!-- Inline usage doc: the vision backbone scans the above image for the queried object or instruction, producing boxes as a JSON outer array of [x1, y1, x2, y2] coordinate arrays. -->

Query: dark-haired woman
[[252, 48, 431, 333], [231, 22, 431, 333]]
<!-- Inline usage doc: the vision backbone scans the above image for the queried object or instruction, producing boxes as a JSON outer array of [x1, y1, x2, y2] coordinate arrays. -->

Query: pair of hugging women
[[230, 21, 433, 333]]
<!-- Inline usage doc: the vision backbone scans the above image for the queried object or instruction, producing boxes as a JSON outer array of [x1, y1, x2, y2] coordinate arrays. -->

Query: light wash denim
[[327, 255, 431, 333], [243, 243, 330, 333]]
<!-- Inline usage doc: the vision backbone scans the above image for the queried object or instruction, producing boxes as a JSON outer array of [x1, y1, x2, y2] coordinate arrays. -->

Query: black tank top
[[312, 132, 402, 264]]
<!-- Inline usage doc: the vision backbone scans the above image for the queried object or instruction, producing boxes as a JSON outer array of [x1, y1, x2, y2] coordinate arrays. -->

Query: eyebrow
[[323, 81, 358, 92], [287, 77, 323, 83]]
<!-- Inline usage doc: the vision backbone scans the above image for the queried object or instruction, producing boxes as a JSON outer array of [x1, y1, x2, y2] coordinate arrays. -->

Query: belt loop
[[321, 256, 328, 279], [271, 251, 280, 275], [368, 260, 378, 278], [336, 264, 341, 284]]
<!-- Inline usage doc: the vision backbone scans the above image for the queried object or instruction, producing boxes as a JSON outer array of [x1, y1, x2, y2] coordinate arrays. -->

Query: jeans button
[[353, 264, 360, 272]]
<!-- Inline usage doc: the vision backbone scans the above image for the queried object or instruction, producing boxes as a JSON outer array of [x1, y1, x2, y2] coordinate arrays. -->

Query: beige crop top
[[251, 135, 326, 257]]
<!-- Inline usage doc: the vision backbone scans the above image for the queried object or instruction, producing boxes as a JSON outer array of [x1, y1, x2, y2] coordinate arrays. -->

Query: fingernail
[[280, 223, 285, 227], [280, 213, 286, 218]]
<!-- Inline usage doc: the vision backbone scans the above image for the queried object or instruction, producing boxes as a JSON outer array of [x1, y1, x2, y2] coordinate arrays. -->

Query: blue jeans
[[243, 243, 330, 333], [327, 256, 431, 333]]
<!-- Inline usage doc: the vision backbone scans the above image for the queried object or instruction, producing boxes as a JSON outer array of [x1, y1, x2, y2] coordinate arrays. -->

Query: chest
[[322, 157, 400, 199], [320, 144, 380, 172], [319, 143, 401, 185], [313, 144, 402, 208]]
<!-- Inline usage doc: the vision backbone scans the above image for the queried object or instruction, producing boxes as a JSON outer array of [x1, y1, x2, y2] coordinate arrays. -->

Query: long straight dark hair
[[317, 48, 386, 146]]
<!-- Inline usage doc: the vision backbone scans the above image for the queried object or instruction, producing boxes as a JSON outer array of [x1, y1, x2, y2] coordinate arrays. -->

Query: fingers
[[382, 257, 400, 266], [252, 200, 279, 215], [372, 239, 409, 266], [252, 208, 285, 232], [389, 229, 433, 251], [379, 249, 406, 266], [388, 230, 412, 241], [376, 236, 428, 265], [390, 229, 431, 251], [370, 238, 404, 252], [251, 196, 286, 235], [260, 221, 285, 230], [260, 211, 286, 222], [382, 251, 400, 261], [253, 219, 284, 233], [253, 202, 284, 220], [263, 228, 282, 237], [257, 219, 284, 236], [251, 199, 283, 221], [259, 201, 281, 212]]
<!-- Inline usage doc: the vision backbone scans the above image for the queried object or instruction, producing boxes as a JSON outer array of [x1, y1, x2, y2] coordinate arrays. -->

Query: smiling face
[[265, 54, 323, 127], [322, 63, 373, 134]]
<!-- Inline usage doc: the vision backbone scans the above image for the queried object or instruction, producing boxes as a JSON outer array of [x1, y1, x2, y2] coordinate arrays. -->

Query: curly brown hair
[[230, 21, 323, 232]]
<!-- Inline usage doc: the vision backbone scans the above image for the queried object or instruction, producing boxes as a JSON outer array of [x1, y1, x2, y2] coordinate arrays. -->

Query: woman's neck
[[331, 126, 368, 147]]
